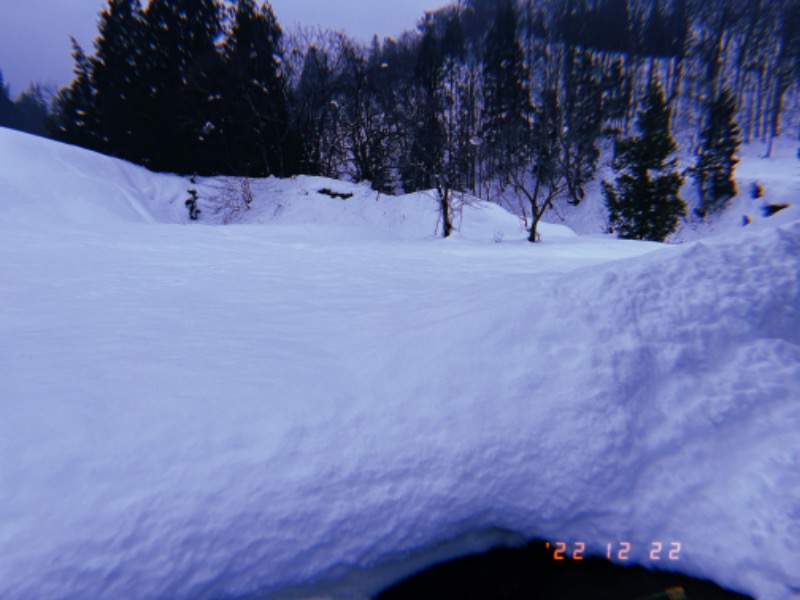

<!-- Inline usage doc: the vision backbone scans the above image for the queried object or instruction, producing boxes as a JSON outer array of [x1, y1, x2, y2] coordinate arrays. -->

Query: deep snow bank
[[0, 128, 798, 600], [0, 127, 189, 225]]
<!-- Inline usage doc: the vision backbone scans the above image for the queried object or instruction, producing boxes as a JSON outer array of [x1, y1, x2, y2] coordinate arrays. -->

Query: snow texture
[[0, 127, 799, 599]]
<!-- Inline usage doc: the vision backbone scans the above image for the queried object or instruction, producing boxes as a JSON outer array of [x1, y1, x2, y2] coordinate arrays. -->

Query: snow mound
[[0, 127, 574, 241], [191, 173, 575, 242], [0, 128, 798, 600], [0, 127, 187, 226]]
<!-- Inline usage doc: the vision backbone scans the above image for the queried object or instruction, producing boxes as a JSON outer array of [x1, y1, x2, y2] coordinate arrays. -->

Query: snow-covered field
[[0, 126, 798, 599]]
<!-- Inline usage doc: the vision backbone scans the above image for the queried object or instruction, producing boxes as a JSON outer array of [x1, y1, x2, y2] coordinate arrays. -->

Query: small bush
[[185, 189, 201, 221]]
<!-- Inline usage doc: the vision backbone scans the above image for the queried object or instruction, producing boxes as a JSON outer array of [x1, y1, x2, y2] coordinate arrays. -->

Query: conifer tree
[[222, 0, 295, 176], [603, 80, 686, 242], [52, 38, 100, 150], [562, 49, 603, 205], [0, 71, 16, 128], [91, 0, 145, 159], [139, 0, 223, 172], [693, 88, 742, 215], [12, 85, 52, 137]]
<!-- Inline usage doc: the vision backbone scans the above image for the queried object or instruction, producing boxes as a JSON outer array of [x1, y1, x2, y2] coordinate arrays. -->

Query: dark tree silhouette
[[603, 81, 686, 242], [693, 88, 742, 215]]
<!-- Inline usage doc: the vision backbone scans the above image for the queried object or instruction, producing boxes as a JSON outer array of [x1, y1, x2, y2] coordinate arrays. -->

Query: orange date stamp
[[545, 541, 682, 561]]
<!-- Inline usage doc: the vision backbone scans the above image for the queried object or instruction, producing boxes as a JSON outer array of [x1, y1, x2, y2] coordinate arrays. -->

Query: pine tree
[[91, 0, 146, 159], [0, 70, 16, 129], [139, 0, 223, 173], [603, 80, 686, 242], [693, 88, 742, 215], [52, 38, 100, 150], [601, 57, 630, 134], [562, 48, 603, 206], [222, 0, 295, 177], [12, 84, 52, 137]]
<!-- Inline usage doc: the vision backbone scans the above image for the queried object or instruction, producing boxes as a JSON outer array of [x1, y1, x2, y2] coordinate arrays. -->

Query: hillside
[[0, 127, 798, 600]]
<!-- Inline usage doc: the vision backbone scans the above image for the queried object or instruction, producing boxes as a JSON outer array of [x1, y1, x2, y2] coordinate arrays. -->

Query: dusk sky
[[0, 0, 449, 96]]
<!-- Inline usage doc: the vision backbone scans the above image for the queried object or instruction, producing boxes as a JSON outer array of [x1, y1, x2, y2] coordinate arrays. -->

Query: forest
[[2, 0, 799, 241]]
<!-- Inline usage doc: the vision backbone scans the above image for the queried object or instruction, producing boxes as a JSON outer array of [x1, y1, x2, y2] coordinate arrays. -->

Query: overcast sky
[[0, 0, 449, 96]]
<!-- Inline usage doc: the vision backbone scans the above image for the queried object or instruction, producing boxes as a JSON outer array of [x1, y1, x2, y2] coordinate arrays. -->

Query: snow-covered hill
[[0, 127, 798, 600]]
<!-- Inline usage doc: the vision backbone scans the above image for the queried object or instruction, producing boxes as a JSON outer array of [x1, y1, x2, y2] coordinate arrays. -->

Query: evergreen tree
[[138, 0, 223, 172], [0, 71, 16, 129], [12, 84, 52, 137], [52, 38, 100, 150], [693, 88, 742, 215], [91, 0, 146, 159], [481, 0, 532, 184], [562, 48, 604, 205], [601, 57, 630, 132], [603, 80, 686, 242], [221, 0, 296, 177]]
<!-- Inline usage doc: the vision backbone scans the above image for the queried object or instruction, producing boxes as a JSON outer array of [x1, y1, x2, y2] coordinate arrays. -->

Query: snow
[[0, 126, 799, 599], [534, 133, 800, 240]]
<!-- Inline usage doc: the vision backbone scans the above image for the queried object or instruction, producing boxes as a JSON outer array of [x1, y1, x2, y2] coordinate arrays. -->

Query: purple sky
[[0, 0, 448, 96]]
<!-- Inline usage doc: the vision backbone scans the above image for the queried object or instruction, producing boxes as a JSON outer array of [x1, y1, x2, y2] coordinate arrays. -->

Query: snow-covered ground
[[0, 126, 798, 599]]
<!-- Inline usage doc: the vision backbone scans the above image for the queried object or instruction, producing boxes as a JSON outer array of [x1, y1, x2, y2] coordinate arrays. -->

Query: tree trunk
[[436, 177, 453, 238], [527, 176, 543, 243]]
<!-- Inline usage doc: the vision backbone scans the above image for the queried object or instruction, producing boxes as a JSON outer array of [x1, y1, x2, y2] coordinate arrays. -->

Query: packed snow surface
[[0, 127, 799, 599]]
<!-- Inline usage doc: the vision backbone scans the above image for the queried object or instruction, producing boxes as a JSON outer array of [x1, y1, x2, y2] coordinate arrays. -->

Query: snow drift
[[0, 127, 798, 600]]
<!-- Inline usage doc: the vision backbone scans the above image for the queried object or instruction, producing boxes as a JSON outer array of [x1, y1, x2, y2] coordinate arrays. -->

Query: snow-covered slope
[[0, 127, 798, 600], [0, 126, 573, 242]]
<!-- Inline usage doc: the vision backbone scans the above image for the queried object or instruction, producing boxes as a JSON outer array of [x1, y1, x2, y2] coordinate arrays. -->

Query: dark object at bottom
[[375, 540, 753, 600]]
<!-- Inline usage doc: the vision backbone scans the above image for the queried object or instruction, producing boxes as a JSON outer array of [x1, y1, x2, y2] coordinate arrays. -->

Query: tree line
[[5, 0, 800, 241], [0, 75, 52, 138]]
